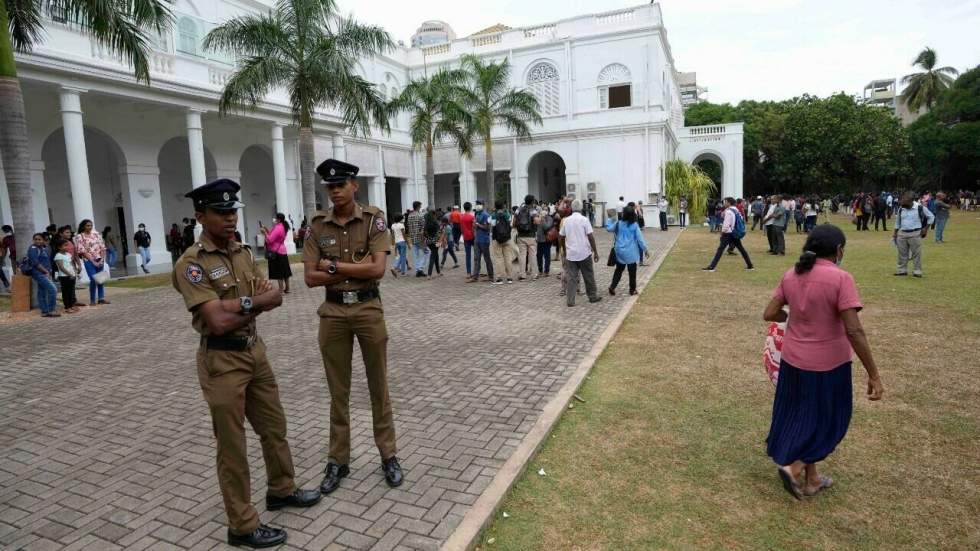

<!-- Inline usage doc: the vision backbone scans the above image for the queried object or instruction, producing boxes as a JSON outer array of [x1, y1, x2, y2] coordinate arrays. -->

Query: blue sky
[[337, 0, 980, 104]]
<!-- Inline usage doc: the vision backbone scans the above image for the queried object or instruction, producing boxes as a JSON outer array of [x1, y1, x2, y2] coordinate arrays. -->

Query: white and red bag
[[763, 321, 786, 386]]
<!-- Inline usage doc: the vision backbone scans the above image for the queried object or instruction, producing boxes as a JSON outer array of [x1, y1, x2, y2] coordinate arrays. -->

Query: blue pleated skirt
[[766, 359, 853, 466]]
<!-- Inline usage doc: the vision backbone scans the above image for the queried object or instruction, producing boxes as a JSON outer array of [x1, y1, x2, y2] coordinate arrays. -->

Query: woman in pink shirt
[[763, 224, 883, 499], [262, 213, 292, 293], [73, 219, 110, 305]]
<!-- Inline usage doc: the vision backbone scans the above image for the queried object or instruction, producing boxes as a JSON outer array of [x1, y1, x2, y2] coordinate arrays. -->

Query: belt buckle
[[342, 291, 358, 305], [246, 335, 256, 348]]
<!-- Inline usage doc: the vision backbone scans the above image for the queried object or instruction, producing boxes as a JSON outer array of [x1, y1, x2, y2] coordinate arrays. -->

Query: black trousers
[[708, 234, 753, 269], [427, 244, 441, 275], [751, 214, 762, 231], [659, 211, 668, 231], [679, 212, 687, 227], [58, 276, 77, 308], [610, 262, 637, 293], [766, 225, 775, 252]]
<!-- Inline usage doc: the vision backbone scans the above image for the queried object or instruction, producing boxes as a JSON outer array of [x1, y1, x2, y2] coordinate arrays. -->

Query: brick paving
[[0, 229, 674, 550]]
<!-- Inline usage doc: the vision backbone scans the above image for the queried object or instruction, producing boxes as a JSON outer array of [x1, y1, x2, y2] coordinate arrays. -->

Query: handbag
[[265, 250, 277, 261], [546, 226, 559, 243], [606, 221, 620, 267], [93, 262, 110, 285]]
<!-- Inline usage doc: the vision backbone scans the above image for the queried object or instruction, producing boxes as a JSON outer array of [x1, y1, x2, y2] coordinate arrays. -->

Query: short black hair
[[1, 225, 11, 233], [463, 201, 472, 211], [413, 201, 422, 210], [495, 200, 505, 210], [524, 194, 535, 205]]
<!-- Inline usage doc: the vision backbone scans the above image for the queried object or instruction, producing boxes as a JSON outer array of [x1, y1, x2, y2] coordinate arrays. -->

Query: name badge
[[209, 266, 230, 279], [319, 237, 337, 246]]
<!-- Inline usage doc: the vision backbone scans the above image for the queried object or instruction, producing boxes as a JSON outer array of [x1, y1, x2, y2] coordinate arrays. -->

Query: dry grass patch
[[479, 211, 980, 551]]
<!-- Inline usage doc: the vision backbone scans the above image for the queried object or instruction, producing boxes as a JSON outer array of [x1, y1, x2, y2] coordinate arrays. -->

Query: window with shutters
[[177, 17, 200, 56], [597, 63, 632, 109], [526, 62, 560, 116]]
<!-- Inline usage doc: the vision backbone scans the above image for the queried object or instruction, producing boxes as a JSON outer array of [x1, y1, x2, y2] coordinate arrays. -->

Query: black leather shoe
[[228, 524, 287, 548], [265, 488, 322, 511], [319, 463, 350, 494], [382, 456, 404, 487]]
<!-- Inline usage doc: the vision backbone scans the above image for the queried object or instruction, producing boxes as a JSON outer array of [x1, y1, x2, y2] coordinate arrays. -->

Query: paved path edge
[[441, 229, 684, 551]]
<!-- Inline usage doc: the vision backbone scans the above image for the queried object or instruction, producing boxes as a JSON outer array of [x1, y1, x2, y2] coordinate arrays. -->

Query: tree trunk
[[299, 126, 316, 223], [425, 144, 435, 209], [485, 139, 494, 206], [0, 2, 34, 262]]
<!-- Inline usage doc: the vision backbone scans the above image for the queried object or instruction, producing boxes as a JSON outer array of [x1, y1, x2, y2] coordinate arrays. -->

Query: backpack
[[424, 217, 439, 238], [516, 207, 534, 234], [731, 208, 746, 239], [492, 214, 511, 243], [18, 255, 34, 275]]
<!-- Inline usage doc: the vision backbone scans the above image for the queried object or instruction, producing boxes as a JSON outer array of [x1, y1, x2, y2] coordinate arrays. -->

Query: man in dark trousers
[[303, 159, 404, 495], [172, 179, 321, 548], [703, 197, 754, 272]]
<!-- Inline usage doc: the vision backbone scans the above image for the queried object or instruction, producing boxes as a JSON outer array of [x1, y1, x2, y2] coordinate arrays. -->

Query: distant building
[[862, 78, 927, 125], [411, 20, 456, 48], [677, 71, 707, 108]]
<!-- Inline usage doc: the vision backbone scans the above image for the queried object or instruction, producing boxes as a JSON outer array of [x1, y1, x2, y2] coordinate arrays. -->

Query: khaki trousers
[[196, 337, 296, 535], [515, 236, 538, 278], [491, 241, 516, 280], [896, 232, 923, 275], [318, 298, 396, 464]]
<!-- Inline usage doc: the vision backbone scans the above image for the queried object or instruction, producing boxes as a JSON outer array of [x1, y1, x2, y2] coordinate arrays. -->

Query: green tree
[[662, 159, 715, 221], [391, 69, 471, 209], [1, 0, 171, 258], [459, 54, 542, 204], [908, 65, 980, 188], [204, 0, 393, 222], [902, 47, 959, 112]]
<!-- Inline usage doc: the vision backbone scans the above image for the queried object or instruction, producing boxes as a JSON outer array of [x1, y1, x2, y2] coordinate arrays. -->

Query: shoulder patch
[[185, 263, 204, 283], [209, 266, 230, 280], [375, 216, 387, 232]]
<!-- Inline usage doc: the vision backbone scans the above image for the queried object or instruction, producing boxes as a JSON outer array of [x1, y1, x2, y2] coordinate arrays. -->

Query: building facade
[[0, 1, 742, 270]]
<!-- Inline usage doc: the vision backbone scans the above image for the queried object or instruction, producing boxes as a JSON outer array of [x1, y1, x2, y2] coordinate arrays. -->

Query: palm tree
[[391, 69, 471, 209], [1, 0, 171, 260], [204, 0, 393, 222], [459, 54, 542, 204], [902, 47, 959, 112]]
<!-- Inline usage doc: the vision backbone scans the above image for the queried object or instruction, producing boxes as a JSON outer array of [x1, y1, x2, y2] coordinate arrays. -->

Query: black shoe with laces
[[228, 524, 287, 548], [382, 456, 404, 487], [265, 488, 321, 510], [319, 463, 350, 495]]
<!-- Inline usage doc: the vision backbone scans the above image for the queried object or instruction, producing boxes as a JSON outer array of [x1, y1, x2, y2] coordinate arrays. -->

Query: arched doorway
[[527, 151, 566, 204], [239, 145, 276, 245], [157, 137, 217, 230], [41, 127, 127, 233], [692, 151, 724, 194]]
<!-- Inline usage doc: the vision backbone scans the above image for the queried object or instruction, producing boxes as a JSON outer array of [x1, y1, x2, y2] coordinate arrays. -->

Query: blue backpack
[[731, 208, 746, 239]]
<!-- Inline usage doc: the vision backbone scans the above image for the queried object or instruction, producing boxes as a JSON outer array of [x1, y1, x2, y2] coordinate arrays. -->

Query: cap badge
[[330, 168, 336, 176], [223, 192, 230, 201]]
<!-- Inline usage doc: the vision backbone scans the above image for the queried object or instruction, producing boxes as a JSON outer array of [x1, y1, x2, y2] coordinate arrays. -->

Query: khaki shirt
[[172, 234, 263, 337], [302, 203, 389, 292]]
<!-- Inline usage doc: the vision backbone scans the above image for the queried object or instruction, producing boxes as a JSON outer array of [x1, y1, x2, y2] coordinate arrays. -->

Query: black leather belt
[[899, 229, 922, 232], [203, 335, 257, 351], [326, 288, 379, 305]]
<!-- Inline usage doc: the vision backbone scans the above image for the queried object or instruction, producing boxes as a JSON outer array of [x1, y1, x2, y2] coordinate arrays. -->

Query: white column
[[459, 155, 471, 205], [510, 138, 527, 203], [59, 87, 94, 224], [332, 134, 346, 162], [186, 109, 207, 189], [30, 161, 49, 232], [370, 145, 387, 210], [269, 124, 296, 253], [119, 164, 169, 271]]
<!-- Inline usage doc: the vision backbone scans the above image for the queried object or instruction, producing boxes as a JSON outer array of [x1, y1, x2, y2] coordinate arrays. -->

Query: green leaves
[[902, 47, 959, 112], [663, 159, 715, 221]]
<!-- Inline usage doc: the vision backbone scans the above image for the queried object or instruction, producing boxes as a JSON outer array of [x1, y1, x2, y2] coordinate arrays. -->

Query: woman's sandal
[[803, 476, 834, 497], [778, 467, 804, 500]]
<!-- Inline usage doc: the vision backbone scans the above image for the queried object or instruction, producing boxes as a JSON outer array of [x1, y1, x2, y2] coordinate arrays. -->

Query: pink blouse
[[74, 231, 106, 261], [772, 259, 863, 371], [265, 223, 288, 255]]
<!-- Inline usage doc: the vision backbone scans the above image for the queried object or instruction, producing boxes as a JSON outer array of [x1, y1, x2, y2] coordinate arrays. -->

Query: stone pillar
[[370, 145, 386, 210], [186, 109, 207, 189], [30, 161, 49, 232], [509, 138, 526, 204], [332, 134, 346, 162], [119, 163, 170, 271], [271, 124, 295, 253], [459, 155, 471, 205], [59, 87, 94, 224]]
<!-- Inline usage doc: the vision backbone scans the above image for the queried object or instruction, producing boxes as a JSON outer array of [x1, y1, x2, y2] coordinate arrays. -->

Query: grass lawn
[[480, 210, 980, 550]]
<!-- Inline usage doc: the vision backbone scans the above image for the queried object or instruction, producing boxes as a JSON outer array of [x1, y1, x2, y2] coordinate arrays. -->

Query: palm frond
[[63, 0, 162, 82], [6, 0, 44, 51], [203, 14, 290, 59], [333, 15, 393, 58], [218, 54, 292, 114]]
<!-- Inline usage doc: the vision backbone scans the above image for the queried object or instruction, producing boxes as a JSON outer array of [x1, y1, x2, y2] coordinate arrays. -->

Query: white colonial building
[[0, 1, 741, 270]]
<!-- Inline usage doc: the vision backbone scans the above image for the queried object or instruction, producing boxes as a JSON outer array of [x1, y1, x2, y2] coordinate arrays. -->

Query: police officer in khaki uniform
[[172, 179, 321, 549], [302, 159, 404, 493]]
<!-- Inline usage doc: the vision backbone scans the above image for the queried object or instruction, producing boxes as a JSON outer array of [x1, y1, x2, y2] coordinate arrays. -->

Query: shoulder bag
[[607, 221, 620, 267]]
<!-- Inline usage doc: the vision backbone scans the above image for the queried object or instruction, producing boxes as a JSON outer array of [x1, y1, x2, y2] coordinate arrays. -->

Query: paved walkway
[[0, 229, 674, 551]]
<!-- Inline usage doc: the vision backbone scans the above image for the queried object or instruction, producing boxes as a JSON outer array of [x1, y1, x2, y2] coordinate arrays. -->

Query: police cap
[[317, 159, 359, 184], [185, 178, 245, 211]]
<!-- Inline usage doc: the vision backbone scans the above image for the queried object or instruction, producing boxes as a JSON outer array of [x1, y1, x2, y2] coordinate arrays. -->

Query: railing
[[471, 33, 502, 47], [151, 51, 175, 75], [688, 125, 727, 136], [595, 9, 634, 25], [523, 24, 556, 38], [209, 66, 233, 87], [421, 43, 450, 55]]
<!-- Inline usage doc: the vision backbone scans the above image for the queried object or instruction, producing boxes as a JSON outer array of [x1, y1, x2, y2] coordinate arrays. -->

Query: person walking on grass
[[764, 196, 787, 256], [605, 205, 647, 296], [763, 224, 883, 500], [932, 192, 952, 243], [703, 197, 753, 272], [892, 192, 935, 277]]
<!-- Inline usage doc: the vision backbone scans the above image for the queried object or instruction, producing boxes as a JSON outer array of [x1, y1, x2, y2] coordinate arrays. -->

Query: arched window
[[526, 62, 560, 116], [379, 84, 388, 98], [597, 63, 632, 109], [177, 17, 199, 56]]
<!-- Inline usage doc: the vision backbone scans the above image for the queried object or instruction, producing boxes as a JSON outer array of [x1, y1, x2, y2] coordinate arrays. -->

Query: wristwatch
[[239, 296, 253, 314], [326, 259, 338, 274]]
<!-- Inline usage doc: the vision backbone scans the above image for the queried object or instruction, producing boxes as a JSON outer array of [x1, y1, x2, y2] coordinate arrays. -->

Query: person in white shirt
[[616, 197, 626, 220], [657, 196, 669, 231], [803, 201, 818, 233], [764, 199, 777, 253], [389, 214, 408, 277], [53, 238, 80, 313], [558, 200, 601, 307]]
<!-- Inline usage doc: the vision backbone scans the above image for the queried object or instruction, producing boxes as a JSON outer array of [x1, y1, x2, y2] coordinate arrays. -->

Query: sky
[[335, 0, 980, 104]]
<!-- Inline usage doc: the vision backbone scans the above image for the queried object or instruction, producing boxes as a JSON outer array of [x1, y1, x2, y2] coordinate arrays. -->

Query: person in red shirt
[[460, 202, 477, 281]]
